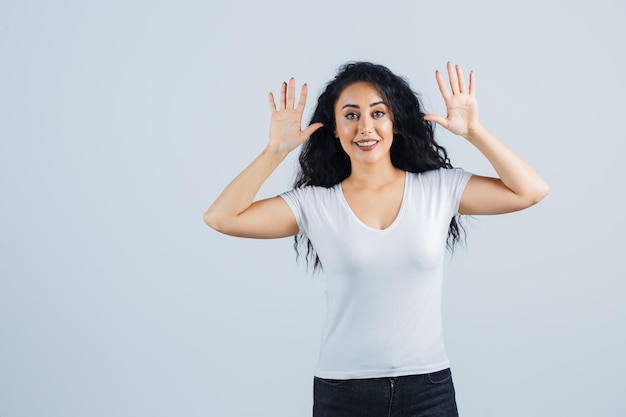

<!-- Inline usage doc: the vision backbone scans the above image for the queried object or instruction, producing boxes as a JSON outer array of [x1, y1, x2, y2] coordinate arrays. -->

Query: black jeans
[[313, 368, 459, 417]]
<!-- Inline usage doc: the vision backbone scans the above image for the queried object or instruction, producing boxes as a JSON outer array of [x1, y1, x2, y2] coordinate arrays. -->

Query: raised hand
[[267, 78, 323, 153], [424, 62, 482, 138]]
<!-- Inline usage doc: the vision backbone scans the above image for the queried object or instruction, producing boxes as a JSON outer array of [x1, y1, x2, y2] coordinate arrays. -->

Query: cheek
[[380, 119, 394, 135], [336, 121, 355, 138]]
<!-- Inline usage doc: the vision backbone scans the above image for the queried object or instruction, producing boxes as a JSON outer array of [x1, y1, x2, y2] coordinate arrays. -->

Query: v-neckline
[[337, 171, 408, 232]]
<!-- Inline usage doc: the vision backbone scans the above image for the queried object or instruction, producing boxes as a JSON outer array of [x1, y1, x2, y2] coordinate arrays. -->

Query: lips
[[354, 139, 379, 151]]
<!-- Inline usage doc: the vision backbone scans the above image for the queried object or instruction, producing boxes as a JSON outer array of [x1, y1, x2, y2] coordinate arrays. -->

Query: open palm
[[268, 78, 323, 153], [424, 62, 482, 138]]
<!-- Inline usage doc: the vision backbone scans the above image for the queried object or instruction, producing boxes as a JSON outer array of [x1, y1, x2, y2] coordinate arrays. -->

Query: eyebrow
[[341, 101, 387, 110]]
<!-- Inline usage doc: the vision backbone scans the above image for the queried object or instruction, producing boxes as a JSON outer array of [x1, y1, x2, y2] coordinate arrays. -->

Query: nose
[[359, 115, 373, 135]]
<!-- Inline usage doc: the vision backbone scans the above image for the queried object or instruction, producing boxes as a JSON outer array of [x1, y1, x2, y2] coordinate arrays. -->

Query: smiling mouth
[[355, 140, 378, 147]]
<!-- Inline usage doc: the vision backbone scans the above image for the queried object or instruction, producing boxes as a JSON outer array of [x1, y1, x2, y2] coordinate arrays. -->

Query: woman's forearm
[[203, 145, 289, 229], [464, 124, 549, 204]]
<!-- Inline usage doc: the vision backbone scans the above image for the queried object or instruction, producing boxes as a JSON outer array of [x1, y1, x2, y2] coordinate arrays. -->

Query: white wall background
[[1, 1, 624, 416]]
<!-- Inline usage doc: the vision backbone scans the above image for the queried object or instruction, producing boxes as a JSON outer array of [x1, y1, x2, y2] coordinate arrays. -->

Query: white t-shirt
[[280, 167, 473, 379]]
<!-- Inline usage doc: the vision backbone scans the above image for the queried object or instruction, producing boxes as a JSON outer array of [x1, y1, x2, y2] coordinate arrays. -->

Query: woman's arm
[[457, 125, 549, 215], [424, 62, 549, 215], [203, 79, 323, 238]]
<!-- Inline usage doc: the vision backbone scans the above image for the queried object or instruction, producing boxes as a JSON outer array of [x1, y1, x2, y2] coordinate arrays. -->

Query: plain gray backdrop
[[1, 0, 624, 416]]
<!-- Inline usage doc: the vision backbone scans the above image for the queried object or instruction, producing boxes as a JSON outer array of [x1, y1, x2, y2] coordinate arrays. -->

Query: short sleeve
[[418, 168, 472, 216], [444, 168, 473, 214], [280, 187, 309, 235]]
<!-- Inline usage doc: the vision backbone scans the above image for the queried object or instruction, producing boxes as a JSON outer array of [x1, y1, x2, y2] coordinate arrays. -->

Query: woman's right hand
[[267, 78, 323, 153]]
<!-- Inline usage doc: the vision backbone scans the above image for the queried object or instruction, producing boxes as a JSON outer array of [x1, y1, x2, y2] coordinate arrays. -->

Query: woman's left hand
[[424, 62, 482, 138]]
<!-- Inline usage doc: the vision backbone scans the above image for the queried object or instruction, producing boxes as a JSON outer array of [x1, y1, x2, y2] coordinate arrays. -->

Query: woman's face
[[334, 82, 394, 167]]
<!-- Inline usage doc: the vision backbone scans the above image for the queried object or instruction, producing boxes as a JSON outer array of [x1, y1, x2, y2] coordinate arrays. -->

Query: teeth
[[357, 141, 377, 147]]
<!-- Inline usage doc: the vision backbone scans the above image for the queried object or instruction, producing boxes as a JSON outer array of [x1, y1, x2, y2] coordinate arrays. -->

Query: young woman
[[204, 61, 549, 416]]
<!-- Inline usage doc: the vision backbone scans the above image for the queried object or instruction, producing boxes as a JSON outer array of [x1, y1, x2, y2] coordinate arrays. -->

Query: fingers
[[269, 78, 309, 113], [287, 78, 296, 108], [268, 91, 278, 112], [280, 81, 287, 109], [447, 61, 460, 94], [296, 83, 308, 113], [439, 62, 473, 96], [434, 70, 450, 99], [301, 122, 324, 139], [456, 65, 466, 94], [423, 113, 448, 129]]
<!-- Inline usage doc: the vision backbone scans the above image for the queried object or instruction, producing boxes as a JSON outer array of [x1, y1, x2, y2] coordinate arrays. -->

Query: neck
[[345, 160, 402, 189]]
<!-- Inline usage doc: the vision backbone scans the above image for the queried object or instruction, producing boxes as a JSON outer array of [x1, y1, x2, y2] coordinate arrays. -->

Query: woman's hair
[[294, 61, 464, 271]]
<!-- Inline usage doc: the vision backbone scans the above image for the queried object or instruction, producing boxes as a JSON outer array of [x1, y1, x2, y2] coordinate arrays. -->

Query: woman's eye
[[345, 113, 359, 120], [372, 110, 385, 118]]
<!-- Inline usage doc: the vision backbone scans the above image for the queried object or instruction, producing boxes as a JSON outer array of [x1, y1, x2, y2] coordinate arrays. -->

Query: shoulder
[[411, 167, 471, 183], [409, 168, 473, 198], [280, 183, 340, 205]]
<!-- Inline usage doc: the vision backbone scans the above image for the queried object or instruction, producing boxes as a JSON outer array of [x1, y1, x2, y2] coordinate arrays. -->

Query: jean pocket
[[314, 376, 345, 386], [427, 368, 452, 384]]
